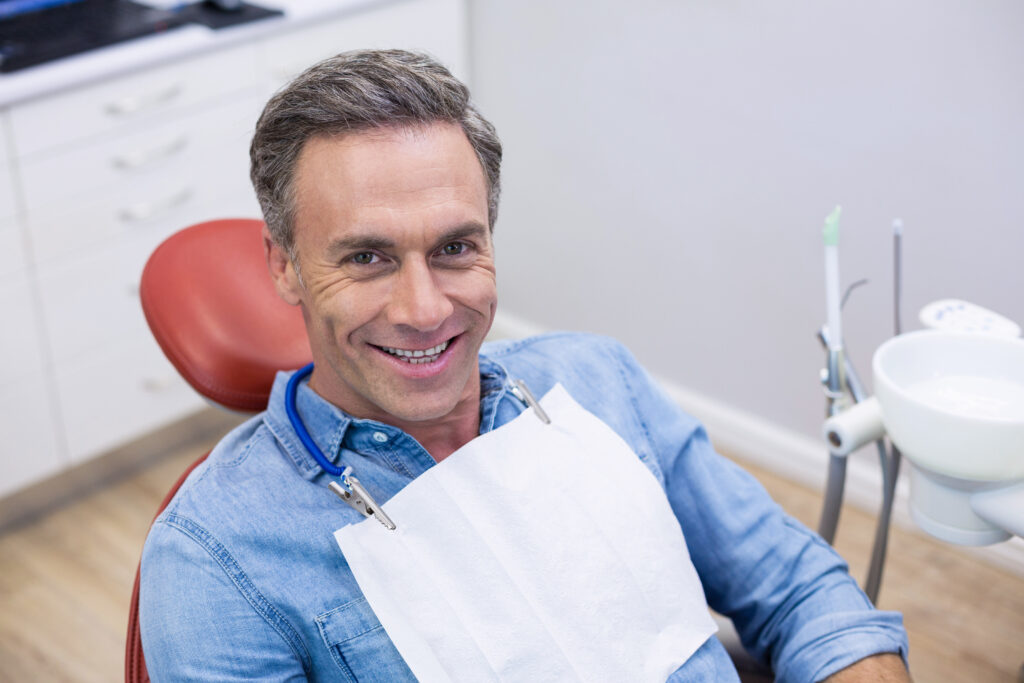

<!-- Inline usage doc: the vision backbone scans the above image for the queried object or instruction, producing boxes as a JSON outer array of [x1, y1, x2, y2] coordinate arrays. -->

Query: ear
[[263, 225, 303, 306]]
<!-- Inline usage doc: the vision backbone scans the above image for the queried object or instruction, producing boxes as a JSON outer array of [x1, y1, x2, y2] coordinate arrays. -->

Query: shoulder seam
[[161, 422, 270, 517], [484, 331, 610, 357]]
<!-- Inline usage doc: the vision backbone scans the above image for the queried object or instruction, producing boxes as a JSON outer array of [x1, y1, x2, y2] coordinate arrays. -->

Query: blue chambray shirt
[[140, 333, 907, 682]]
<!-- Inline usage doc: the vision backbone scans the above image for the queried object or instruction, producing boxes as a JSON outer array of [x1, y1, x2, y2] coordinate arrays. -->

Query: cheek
[[310, 283, 390, 342], [444, 276, 497, 314]]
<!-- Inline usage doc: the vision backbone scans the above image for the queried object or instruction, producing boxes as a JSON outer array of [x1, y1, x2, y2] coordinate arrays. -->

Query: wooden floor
[[0, 434, 1022, 682]]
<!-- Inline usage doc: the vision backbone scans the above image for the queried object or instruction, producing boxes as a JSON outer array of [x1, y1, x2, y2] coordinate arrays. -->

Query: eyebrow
[[325, 235, 395, 257], [434, 222, 490, 246], [325, 222, 489, 258]]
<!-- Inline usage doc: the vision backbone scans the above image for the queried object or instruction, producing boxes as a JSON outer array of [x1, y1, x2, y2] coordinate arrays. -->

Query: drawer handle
[[118, 187, 193, 224], [104, 83, 184, 117], [111, 136, 188, 171]]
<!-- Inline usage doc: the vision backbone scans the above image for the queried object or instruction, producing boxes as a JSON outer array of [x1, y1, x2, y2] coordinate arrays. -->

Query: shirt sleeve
[[139, 515, 309, 682], [609, 341, 909, 683]]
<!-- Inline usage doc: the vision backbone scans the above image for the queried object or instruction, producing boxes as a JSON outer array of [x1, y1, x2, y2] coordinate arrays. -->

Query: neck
[[402, 399, 481, 462], [307, 371, 484, 463], [367, 378, 481, 461]]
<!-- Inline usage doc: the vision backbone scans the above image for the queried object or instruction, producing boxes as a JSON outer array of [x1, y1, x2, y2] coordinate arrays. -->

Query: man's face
[[266, 122, 497, 426]]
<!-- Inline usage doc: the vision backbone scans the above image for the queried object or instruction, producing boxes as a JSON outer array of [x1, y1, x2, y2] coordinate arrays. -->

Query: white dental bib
[[334, 384, 716, 682]]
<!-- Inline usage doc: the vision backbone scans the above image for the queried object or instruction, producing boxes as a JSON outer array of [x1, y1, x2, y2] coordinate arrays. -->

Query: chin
[[387, 396, 461, 423]]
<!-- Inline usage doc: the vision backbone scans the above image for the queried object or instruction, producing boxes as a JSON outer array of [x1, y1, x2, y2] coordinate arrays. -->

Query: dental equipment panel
[[919, 299, 1022, 338], [816, 210, 1024, 566]]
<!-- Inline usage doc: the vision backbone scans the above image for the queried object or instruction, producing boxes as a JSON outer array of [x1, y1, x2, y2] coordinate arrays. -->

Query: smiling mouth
[[376, 339, 452, 365]]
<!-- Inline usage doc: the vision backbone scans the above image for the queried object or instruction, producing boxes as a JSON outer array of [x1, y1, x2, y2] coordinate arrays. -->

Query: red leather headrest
[[140, 219, 311, 412]]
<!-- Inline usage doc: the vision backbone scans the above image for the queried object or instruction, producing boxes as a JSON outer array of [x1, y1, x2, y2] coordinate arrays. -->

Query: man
[[140, 50, 910, 681]]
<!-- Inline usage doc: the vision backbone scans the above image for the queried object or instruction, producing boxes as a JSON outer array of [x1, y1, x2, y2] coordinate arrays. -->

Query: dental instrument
[[823, 206, 844, 364], [817, 215, 904, 604], [818, 206, 850, 547]]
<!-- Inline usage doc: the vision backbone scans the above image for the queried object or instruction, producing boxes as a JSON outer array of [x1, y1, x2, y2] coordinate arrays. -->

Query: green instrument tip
[[823, 205, 842, 246]]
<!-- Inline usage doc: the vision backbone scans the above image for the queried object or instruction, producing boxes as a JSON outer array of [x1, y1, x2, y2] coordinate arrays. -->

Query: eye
[[440, 242, 467, 256], [351, 252, 378, 265]]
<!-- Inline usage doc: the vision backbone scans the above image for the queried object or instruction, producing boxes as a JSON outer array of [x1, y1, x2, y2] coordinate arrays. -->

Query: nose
[[386, 259, 454, 331]]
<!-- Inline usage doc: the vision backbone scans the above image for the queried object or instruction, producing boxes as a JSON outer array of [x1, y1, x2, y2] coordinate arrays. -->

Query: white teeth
[[382, 340, 449, 362]]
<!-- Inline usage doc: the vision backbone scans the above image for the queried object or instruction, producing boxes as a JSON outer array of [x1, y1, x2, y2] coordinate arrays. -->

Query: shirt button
[[372, 431, 389, 443]]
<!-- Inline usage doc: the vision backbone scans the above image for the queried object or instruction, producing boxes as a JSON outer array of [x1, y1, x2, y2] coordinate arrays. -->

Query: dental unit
[[814, 209, 1023, 605]]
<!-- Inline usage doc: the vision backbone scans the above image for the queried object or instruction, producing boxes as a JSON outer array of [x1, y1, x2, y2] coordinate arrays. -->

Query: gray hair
[[250, 49, 502, 256]]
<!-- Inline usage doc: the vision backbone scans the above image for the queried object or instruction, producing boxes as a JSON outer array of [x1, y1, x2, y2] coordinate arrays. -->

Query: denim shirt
[[140, 333, 907, 682]]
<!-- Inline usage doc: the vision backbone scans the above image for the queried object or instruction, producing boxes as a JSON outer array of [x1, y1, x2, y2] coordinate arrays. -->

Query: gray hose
[[818, 452, 846, 544]]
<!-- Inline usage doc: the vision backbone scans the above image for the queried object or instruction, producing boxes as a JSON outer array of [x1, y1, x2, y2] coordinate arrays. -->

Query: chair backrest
[[126, 218, 311, 682], [139, 217, 311, 411]]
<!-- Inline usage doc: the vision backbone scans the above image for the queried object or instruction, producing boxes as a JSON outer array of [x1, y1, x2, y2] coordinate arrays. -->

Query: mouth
[[374, 338, 453, 365]]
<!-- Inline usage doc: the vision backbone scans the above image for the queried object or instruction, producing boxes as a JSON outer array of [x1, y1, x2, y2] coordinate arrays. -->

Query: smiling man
[[140, 50, 911, 682], [267, 123, 497, 459]]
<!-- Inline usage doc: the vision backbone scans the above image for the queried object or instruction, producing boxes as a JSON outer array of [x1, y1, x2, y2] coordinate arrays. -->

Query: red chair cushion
[[139, 219, 311, 412]]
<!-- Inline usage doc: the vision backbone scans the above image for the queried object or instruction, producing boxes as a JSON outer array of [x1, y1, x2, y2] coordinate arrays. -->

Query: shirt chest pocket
[[315, 596, 415, 683]]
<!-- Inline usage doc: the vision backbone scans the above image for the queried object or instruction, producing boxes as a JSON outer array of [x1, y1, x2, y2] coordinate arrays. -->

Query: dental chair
[[125, 218, 311, 682], [125, 218, 771, 682]]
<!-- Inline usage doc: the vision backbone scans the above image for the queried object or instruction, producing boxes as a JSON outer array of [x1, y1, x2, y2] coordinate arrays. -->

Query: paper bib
[[334, 383, 716, 682]]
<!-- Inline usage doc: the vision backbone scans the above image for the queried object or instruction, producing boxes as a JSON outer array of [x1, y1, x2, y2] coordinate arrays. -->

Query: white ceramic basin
[[874, 330, 1024, 482], [821, 329, 1024, 545]]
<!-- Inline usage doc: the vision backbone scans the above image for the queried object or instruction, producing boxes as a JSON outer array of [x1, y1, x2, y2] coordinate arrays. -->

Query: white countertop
[[0, 0, 393, 107]]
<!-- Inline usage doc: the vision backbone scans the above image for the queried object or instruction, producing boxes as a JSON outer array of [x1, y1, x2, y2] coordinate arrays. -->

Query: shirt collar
[[265, 352, 514, 479]]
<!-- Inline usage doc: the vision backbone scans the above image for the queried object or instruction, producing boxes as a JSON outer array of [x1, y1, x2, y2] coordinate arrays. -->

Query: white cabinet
[[55, 333, 205, 463], [0, 378, 63, 497], [25, 94, 261, 265], [0, 122, 17, 221], [8, 44, 261, 159], [0, 0, 468, 502], [0, 111, 25, 278], [0, 111, 64, 498], [6, 43, 264, 474], [0, 276, 46, 387], [260, 0, 468, 86]]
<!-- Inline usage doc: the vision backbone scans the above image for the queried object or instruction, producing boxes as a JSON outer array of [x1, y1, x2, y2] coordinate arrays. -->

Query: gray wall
[[470, 0, 1024, 441]]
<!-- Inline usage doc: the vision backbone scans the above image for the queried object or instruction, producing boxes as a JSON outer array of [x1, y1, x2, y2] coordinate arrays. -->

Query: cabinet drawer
[[35, 188, 258, 364], [54, 333, 205, 463], [260, 0, 468, 86], [0, 377, 65, 497], [19, 93, 260, 215], [30, 176, 258, 267], [0, 274, 46, 387], [38, 232, 152, 366], [9, 43, 261, 159]]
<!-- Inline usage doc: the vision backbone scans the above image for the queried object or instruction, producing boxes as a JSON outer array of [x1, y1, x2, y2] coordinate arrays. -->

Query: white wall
[[469, 0, 1024, 444]]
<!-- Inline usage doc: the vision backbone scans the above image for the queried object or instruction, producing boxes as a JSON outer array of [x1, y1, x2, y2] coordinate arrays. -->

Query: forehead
[[291, 123, 488, 244]]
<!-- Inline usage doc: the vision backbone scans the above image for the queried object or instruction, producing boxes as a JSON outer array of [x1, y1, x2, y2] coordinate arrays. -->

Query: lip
[[370, 334, 460, 379]]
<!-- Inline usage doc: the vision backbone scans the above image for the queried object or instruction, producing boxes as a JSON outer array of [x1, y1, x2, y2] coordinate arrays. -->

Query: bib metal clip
[[330, 467, 397, 531]]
